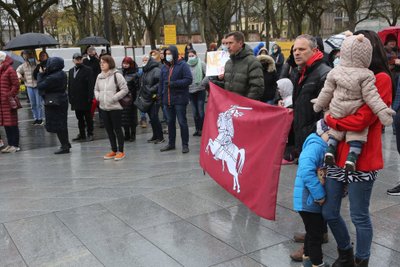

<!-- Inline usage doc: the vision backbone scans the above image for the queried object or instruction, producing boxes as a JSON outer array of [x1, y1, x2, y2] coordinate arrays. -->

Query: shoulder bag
[[114, 73, 133, 108]]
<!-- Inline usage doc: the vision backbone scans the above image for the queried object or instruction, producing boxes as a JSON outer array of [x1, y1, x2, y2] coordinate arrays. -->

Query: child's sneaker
[[114, 152, 125, 161], [324, 145, 336, 165], [103, 151, 117, 160], [345, 152, 358, 172]]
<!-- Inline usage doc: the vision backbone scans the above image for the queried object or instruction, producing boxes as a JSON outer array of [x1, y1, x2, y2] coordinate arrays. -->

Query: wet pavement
[[1, 99, 400, 266]]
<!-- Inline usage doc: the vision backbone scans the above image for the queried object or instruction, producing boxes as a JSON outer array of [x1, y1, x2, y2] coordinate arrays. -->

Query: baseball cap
[[72, 52, 83, 59]]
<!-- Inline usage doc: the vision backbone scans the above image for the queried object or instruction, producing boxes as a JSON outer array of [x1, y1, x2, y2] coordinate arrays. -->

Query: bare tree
[[178, 0, 196, 40], [286, 0, 311, 38], [64, 0, 91, 39], [306, 0, 329, 36], [0, 0, 59, 33], [208, 0, 239, 45], [332, 0, 376, 32], [373, 0, 400, 26], [132, 0, 162, 49], [43, 6, 60, 39]]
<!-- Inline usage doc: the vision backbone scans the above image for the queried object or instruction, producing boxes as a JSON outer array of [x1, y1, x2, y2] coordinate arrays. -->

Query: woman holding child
[[322, 30, 393, 267]]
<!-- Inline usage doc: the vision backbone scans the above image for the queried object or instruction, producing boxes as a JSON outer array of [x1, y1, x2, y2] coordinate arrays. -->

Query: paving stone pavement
[[1, 106, 400, 266]]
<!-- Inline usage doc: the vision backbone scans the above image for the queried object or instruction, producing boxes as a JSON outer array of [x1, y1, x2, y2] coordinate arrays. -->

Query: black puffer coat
[[37, 57, 68, 133], [257, 55, 278, 102], [121, 69, 140, 127], [224, 44, 264, 100], [68, 64, 94, 111], [140, 57, 161, 104], [293, 59, 331, 153]]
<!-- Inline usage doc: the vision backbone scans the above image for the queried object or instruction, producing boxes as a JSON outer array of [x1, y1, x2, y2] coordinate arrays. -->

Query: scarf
[[187, 57, 203, 85], [297, 50, 324, 85]]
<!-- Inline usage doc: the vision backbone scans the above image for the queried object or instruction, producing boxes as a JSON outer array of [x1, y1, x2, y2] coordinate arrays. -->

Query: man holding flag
[[223, 31, 265, 101], [200, 32, 292, 221]]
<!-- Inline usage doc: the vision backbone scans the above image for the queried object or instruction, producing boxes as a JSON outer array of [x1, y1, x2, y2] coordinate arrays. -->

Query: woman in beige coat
[[94, 55, 129, 160]]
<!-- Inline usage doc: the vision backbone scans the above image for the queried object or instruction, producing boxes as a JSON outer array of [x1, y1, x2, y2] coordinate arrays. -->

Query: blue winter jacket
[[159, 45, 193, 106], [293, 133, 327, 213], [253, 42, 265, 56]]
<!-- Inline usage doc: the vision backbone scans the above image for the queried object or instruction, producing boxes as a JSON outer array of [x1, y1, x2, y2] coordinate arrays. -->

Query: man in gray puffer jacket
[[223, 31, 264, 101]]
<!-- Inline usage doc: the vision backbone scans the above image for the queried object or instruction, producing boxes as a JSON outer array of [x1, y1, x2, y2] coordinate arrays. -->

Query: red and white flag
[[200, 83, 293, 220]]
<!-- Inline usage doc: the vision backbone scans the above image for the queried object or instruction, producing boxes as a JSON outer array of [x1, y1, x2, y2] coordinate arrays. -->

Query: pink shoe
[[282, 159, 294, 165]]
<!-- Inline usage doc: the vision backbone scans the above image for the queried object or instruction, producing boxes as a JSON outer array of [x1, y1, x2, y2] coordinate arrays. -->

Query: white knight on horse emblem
[[206, 105, 252, 193]]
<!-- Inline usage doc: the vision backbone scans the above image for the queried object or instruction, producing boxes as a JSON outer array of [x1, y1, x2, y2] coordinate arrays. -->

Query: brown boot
[[290, 244, 304, 262], [293, 232, 305, 243]]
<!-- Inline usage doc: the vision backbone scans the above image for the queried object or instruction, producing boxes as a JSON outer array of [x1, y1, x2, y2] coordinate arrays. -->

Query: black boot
[[129, 127, 136, 142], [54, 147, 70, 154], [333, 248, 355, 267], [354, 258, 369, 267]]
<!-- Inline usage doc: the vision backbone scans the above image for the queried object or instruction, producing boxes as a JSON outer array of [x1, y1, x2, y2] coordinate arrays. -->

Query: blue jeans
[[189, 90, 206, 131], [394, 111, 400, 154], [165, 104, 189, 147], [27, 87, 43, 120], [322, 178, 374, 260]]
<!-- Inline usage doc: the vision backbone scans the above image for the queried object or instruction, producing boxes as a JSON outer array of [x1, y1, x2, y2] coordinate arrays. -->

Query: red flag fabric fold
[[200, 83, 293, 220]]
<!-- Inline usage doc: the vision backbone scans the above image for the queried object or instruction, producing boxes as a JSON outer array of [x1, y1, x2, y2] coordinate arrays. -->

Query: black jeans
[[299, 211, 325, 265], [56, 129, 70, 149], [147, 103, 163, 140], [101, 109, 124, 152], [75, 110, 93, 137], [4, 126, 19, 147]]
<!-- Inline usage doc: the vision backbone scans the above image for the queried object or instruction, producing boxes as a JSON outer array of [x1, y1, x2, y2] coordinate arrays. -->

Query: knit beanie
[[0, 51, 6, 63], [316, 119, 330, 136], [339, 32, 372, 68]]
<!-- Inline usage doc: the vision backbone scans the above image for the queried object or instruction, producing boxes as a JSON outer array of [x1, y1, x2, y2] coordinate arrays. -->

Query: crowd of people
[[0, 29, 400, 267]]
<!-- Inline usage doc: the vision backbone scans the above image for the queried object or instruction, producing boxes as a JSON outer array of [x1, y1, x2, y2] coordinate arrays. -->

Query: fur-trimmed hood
[[256, 54, 276, 72]]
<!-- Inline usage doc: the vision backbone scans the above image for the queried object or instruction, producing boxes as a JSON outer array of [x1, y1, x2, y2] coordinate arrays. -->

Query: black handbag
[[114, 73, 133, 108], [44, 94, 61, 106]]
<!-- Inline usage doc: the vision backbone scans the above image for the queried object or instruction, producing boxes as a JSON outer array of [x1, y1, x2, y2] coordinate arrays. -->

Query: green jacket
[[224, 44, 264, 100]]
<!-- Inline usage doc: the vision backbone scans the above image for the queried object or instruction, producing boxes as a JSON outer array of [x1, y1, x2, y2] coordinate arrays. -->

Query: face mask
[[188, 56, 196, 61], [142, 62, 148, 67], [221, 45, 228, 52], [166, 55, 173, 62], [28, 58, 35, 64], [333, 57, 340, 67]]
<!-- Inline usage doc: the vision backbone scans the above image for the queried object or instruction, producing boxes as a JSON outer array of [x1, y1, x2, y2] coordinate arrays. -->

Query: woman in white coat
[[94, 55, 129, 160]]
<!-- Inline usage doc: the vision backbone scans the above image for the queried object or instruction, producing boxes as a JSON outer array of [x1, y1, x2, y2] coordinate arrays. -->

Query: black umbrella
[[4, 32, 59, 51], [77, 36, 110, 46], [1, 51, 24, 70]]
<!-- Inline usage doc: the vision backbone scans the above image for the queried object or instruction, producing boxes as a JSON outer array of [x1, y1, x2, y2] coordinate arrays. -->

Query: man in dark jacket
[[292, 34, 331, 156], [159, 45, 193, 153], [223, 31, 264, 101], [68, 53, 94, 141], [290, 34, 331, 262]]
